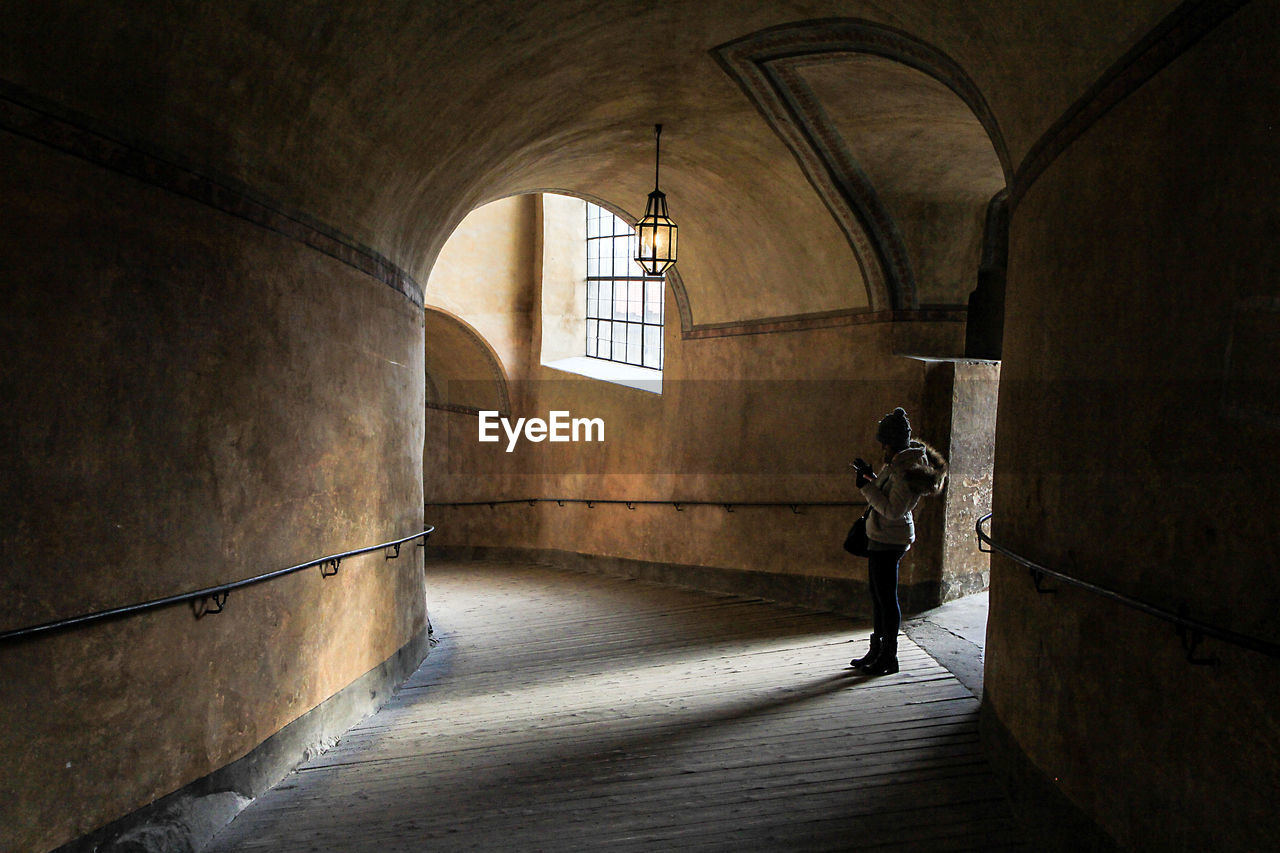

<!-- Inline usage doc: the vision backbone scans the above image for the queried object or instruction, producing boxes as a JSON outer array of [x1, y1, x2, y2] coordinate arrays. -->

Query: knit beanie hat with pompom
[[875, 407, 911, 452]]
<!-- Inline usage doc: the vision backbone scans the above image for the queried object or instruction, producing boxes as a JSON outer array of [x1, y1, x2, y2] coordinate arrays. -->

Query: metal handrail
[[430, 498, 867, 514], [0, 527, 435, 644], [976, 513, 1279, 663]]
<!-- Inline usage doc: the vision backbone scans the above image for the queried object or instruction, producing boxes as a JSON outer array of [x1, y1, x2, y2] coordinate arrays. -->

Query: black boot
[[864, 635, 898, 675], [850, 634, 881, 668]]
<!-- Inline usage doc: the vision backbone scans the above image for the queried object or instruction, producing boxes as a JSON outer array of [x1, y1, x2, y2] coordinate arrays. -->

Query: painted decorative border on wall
[[683, 307, 967, 339], [1009, 0, 1252, 211], [713, 18, 1014, 314], [426, 401, 493, 418], [0, 81, 424, 309]]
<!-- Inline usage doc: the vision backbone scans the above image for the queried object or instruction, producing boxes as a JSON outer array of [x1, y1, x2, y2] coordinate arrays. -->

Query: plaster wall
[[425, 194, 537, 382], [540, 193, 589, 364], [0, 135, 428, 852], [985, 5, 1280, 849]]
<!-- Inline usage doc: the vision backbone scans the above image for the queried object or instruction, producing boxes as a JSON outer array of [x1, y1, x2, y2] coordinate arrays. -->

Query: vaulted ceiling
[[1, 0, 1178, 325]]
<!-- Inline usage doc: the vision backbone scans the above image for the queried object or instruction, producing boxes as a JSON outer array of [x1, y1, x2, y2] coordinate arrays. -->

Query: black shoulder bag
[[842, 508, 871, 557]]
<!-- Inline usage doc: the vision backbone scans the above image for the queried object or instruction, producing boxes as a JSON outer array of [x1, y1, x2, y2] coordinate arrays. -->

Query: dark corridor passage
[[205, 560, 1027, 851]]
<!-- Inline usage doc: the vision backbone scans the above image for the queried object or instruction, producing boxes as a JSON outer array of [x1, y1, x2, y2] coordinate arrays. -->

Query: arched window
[[585, 202, 664, 370]]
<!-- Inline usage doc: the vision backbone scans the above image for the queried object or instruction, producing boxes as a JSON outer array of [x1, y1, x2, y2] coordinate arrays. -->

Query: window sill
[[543, 356, 662, 394]]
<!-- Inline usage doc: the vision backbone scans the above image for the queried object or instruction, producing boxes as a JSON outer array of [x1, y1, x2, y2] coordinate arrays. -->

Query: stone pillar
[[907, 358, 999, 610], [940, 361, 1000, 599]]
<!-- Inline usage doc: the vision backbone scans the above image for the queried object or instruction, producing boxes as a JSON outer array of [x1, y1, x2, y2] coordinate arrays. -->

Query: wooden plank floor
[[205, 559, 1028, 852]]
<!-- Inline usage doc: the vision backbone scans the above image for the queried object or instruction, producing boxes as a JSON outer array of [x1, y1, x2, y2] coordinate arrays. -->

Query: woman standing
[[850, 407, 948, 675]]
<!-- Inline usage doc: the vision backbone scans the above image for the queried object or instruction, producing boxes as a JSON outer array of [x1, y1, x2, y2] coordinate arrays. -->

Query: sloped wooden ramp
[[206, 559, 1027, 852]]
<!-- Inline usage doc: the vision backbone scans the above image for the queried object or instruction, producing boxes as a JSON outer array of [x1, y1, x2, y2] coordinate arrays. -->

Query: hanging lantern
[[635, 124, 678, 276]]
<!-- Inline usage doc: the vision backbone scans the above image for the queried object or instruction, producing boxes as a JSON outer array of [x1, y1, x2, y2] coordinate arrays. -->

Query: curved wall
[[0, 130, 428, 851], [986, 4, 1280, 849]]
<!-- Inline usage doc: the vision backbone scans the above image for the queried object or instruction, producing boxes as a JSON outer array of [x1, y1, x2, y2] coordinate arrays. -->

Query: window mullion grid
[[585, 202, 663, 369], [586, 275, 661, 367]]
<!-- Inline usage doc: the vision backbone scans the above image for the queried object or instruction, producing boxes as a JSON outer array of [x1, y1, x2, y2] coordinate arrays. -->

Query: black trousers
[[867, 547, 907, 642]]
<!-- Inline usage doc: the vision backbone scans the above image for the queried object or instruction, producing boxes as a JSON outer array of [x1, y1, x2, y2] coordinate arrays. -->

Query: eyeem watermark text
[[478, 410, 605, 452]]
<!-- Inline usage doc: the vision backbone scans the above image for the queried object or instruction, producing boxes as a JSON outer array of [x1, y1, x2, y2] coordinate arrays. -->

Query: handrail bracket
[[192, 591, 229, 619], [1030, 568, 1056, 594], [1177, 604, 1218, 665]]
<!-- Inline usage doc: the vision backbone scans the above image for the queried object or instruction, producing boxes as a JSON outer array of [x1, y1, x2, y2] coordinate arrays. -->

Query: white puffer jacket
[[859, 441, 947, 548]]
